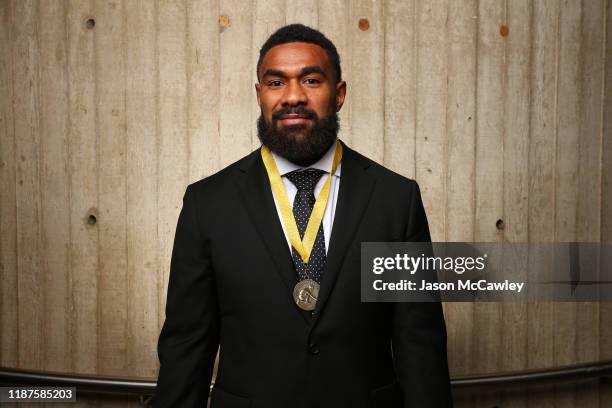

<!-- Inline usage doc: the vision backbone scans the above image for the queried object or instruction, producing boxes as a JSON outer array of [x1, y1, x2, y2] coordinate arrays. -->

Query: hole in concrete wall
[[218, 15, 230, 29], [358, 18, 369, 31], [87, 18, 95, 29], [496, 219, 504, 230]]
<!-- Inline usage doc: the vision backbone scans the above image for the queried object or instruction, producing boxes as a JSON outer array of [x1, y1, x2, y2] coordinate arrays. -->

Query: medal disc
[[293, 279, 320, 311]]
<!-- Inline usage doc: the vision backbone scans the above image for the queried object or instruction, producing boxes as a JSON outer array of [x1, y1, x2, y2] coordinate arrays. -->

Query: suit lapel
[[312, 140, 376, 323], [236, 149, 312, 324], [235, 141, 376, 326]]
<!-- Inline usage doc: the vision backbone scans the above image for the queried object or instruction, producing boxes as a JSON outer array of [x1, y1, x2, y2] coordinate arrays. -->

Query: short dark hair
[[257, 24, 342, 83]]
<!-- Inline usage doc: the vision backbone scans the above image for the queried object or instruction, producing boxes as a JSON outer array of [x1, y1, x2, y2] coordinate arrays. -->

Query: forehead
[[259, 42, 332, 76]]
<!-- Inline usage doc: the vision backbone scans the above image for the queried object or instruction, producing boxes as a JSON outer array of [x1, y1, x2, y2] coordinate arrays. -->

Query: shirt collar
[[270, 138, 341, 177]]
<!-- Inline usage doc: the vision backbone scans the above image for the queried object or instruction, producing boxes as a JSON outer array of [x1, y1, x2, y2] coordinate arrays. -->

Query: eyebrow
[[262, 65, 326, 79], [301, 66, 325, 76]]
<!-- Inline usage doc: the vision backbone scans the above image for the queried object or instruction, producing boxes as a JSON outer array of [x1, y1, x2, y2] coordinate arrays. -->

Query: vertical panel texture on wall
[[383, 0, 417, 181], [528, 1, 558, 407], [125, 0, 158, 381], [0, 0, 18, 371], [39, 0, 71, 376], [95, 0, 128, 380], [472, 0, 505, 406], [348, 0, 384, 163], [444, 1, 477, 396], [66, 0, 99, 378], [187, 0, 221, 181], [157, 0, 189, 335], [318, 0, 351, 146], [415, 0, 448, 244], [601, 4, 612, 408], [11, 0, 44, 374], [218, 0, 253, 164], [554, 4, 581, 408], [575, 0, 605, 406], [500, 1, 530, 407], [0, 1, 611, 407]]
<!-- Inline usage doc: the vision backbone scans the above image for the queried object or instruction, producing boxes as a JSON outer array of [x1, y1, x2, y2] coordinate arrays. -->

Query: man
[[154, 24, 453, 407]]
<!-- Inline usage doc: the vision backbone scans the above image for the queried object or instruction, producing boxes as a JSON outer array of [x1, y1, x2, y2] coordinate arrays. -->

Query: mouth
[[277, 114, 311, 126]]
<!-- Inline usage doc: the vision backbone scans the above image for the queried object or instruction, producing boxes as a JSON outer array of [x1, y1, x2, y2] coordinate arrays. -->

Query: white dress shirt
[[270, 140, 341, 254]]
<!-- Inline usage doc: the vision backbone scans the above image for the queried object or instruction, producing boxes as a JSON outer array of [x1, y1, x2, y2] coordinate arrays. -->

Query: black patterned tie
[[285, 169, 327, 284]]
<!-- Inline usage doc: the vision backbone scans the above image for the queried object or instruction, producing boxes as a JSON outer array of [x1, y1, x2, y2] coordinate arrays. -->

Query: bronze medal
[[261, 141, 342, 313], [293, 279, 320, 311]]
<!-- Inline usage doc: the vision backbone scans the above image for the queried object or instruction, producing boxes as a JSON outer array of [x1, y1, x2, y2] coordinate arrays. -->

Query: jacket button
[[308, 343, 320, 355]]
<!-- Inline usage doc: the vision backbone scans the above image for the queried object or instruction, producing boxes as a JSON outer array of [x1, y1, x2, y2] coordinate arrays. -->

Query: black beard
[[257, 106, 340, 167]]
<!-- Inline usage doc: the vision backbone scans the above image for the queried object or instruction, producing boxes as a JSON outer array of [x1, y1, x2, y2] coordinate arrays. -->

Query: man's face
[[255, 42, 346, 166]]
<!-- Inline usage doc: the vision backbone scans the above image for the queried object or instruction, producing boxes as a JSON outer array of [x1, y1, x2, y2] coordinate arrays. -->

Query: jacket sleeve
[[391, 180, 454, 407], [153, 184, 220, 407]]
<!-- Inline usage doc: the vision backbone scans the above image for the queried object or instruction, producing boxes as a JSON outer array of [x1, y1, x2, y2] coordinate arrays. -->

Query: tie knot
[[285, 168, 326, 192]]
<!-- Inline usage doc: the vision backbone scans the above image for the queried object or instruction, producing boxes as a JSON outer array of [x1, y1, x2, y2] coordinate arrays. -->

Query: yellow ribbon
[[261, 140, 343, 264]]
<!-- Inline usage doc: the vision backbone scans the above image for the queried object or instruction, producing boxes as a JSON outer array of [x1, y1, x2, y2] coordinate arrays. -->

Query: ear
[[255, 82, 261, 106], [335, 81, 347, 112]]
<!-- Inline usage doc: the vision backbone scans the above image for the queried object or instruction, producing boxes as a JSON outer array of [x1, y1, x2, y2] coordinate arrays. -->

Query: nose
[[281, 79, 307, 106]]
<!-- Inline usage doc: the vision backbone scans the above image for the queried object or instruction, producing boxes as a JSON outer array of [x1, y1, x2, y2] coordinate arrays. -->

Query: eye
[[268, 80, 283, 87], [304, 78, 320, 85]]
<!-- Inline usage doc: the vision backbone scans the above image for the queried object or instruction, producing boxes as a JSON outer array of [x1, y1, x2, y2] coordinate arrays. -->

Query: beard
[[257, 104, 340, 167]]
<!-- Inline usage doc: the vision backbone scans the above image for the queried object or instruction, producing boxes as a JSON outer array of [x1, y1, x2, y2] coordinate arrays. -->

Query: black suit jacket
[[154, 140, 453, 408]]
